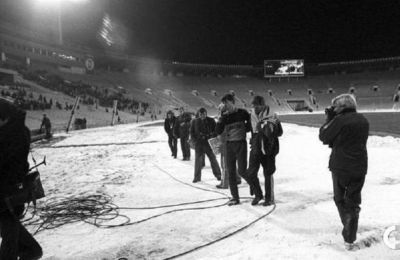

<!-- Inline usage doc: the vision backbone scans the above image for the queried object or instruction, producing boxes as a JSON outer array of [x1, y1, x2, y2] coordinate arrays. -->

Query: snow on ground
[[24, 122, 400, 259]]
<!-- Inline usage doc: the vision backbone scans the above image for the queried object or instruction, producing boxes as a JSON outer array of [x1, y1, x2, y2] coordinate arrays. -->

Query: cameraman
[[0, 98, 43, 259], [319, 94, 369, 251]]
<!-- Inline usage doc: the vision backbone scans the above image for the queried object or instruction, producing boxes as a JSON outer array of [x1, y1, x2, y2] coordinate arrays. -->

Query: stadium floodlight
[[34, 0, 89, 45], [36, 0, 88, 4]]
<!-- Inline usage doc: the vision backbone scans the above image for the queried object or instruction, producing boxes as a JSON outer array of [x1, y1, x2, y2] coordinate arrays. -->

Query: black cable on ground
[[23, 194, 230, 235], [152, 163, 230, 199], [37, 140, 166, 149], [118, 197, 227, 210], [22, 160, 275, 260], [154, 162, 277, 259], [163, 203, 276, 260], [23, 161, 231, 234]]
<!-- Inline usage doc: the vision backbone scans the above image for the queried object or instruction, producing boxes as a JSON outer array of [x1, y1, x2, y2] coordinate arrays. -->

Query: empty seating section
[[43, 69, 400, 114], [3, 54, 400, 115]]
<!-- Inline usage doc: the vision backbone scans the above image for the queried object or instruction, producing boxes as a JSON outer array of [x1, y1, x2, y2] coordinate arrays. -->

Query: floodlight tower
[[57, 0, 63, 45], [35, 0, 89, 45]]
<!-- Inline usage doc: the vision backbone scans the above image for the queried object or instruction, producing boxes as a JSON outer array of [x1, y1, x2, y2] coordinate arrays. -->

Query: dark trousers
[[194, 143, 222, 181], [167, 134, 177, 157], [180, 136, 191, 159], [331, 172, 366, 243], [226, 140, 248, 200], [201, 154, 205, 167], [44, 127, 51, 139], [246, 149, 276, 202], [0, 208, 42, 260]]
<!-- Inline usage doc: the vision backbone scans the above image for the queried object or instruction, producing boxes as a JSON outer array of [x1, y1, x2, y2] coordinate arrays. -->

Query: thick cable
[[163, 204, 276, 260]]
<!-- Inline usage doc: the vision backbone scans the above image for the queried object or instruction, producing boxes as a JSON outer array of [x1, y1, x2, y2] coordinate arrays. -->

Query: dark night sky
[[2, 0, 400, 65]]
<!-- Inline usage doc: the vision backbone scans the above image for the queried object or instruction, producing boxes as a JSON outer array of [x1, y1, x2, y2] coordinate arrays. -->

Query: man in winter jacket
[[0, 98, 43, 260], [164, 110, 177, 158], [40, 114, 52, 139], [319, 93, 369, 251], [215, 94, 253, 206], [173, 107, 192, 160], [246, 96, 283, 206], [190, 108, 222, 183]]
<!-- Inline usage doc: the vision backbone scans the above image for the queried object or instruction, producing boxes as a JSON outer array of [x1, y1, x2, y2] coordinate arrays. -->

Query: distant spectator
[[40, 114, 52, 139]]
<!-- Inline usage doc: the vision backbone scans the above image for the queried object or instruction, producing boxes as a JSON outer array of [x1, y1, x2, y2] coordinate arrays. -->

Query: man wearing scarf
[[247, 96, 283, 206]]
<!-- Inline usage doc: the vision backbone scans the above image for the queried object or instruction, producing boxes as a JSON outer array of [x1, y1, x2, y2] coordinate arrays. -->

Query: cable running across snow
[[23, 193, 228, 235]]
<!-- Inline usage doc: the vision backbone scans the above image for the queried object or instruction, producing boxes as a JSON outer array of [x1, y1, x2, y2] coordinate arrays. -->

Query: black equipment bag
[[3, 170, 45, 212]]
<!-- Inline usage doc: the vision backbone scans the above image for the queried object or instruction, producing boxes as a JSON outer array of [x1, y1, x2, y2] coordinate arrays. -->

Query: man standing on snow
[[173, 107, 191, 161], [319, 93, 369, 251], [215, 94, 252, 206], [164, 110, 178, 159], [190, 107, 221, 183], [40, 113, 52, 139], [246, 96, 283, 206]]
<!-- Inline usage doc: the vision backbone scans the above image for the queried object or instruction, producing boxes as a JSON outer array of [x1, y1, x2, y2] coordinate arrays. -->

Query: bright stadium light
[[34, 0, 89, 45], [36, 0, 88, 4]]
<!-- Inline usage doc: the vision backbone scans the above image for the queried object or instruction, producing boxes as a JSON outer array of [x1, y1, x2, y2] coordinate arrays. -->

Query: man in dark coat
[[0, 98, 43, 260], [215, 94, 253, 206], [164, 110, 178, 158], [190, 108, 221, 183], [40, 114, 52, 139], [319, 93, 369, 251], [246, 96, 283, 206], [173, 107, 192, 160]]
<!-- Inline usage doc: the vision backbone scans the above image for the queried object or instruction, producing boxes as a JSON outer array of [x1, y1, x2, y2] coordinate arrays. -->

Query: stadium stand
[[1, 20, 400, 135]]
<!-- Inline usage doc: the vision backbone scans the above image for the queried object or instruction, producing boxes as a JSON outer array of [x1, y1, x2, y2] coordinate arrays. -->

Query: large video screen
[[264, 59, 304, 77]]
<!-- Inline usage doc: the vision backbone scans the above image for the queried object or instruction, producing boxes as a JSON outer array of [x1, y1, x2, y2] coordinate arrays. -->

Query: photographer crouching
[[319, 94, 369, 251], [0, 99, 43, 260]]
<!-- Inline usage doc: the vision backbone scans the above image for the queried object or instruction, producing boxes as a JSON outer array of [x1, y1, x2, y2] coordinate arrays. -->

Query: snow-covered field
[[25, 121, 400, 259]]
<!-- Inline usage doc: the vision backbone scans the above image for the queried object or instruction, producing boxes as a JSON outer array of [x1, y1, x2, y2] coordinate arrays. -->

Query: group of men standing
[[164, 107, 191, 160], [164, 93, 283, 207], [215, 94, 283, 206], [164, 92, 369, 250]]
